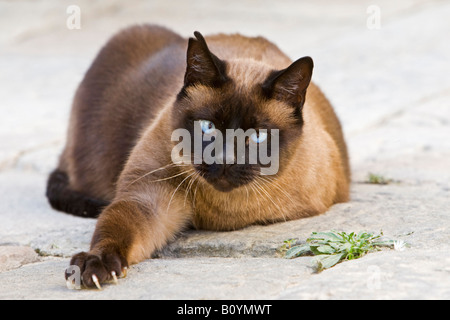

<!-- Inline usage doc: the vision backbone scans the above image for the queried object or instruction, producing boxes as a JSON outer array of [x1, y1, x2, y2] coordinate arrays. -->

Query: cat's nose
[[208, 163, 222, 176], [207, 162, 234, 179], [207, 163, 224, 177], [216, 145, 236, 165]]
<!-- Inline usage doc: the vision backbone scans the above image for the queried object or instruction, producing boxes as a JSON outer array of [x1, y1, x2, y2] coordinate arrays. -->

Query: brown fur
[[53, 24, 350, 287]]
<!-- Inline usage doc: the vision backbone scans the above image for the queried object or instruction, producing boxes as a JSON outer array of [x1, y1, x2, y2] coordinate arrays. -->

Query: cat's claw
[[89, 272, 119, 289], [111, 271, 118, 284], [92, 274, 102, 290], [68, 251, 128, 289]]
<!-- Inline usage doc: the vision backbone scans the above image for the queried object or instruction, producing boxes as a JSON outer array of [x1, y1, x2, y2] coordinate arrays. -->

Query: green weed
[[282, 231, 406, 272]]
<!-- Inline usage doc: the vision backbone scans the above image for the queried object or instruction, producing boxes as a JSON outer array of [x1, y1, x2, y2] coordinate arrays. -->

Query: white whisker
[[166, 171, 197, 214], [254, 177, 287, 223], [258, 176, 295, 206], [126, 162, 191, 188], [184, 171, 200, 207]]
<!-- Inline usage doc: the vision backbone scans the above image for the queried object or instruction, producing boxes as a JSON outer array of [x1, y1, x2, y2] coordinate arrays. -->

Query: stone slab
[[0, 246, 39, 273]]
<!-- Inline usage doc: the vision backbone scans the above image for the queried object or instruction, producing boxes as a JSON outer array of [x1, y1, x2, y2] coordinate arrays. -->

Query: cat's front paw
[[65, 251, 128, 289]]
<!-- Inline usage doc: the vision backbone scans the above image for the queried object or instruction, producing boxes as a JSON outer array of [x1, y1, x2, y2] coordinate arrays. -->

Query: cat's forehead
[[184, 84, 260, 125], [226, 58, 274, 88]]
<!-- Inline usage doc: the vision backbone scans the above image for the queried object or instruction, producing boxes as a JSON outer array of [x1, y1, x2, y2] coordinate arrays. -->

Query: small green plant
[[367, 173, 392, 185], [283, 231, 405, 272], [279, 238, 297, 253]]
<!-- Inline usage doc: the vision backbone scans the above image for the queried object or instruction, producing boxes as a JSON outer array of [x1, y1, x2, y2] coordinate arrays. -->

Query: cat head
[[171, 31, 313, 192]]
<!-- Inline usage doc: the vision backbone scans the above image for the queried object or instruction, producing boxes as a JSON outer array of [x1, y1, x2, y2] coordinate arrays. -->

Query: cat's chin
[[212, 184, 236, 193], [207, 178, 239, 193]]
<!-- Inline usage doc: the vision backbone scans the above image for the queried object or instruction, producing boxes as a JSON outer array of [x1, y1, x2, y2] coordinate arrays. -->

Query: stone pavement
[[1, 0, 449, 299]]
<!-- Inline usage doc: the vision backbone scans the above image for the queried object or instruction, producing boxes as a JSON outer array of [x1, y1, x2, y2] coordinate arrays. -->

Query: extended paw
[[65, 251, 128, 289]]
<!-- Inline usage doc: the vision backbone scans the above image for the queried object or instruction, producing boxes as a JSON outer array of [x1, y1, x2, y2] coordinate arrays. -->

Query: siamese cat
[[47, 25, 350, 288]]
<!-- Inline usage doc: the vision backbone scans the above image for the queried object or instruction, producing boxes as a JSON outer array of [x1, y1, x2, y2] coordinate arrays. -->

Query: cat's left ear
[[262, 56, 313, 112], [184, 31, 229, 88]]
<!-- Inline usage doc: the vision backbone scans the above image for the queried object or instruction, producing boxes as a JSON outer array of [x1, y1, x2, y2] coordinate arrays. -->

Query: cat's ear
[[184, 31, 229, 87], [262, 56, 313, 111]]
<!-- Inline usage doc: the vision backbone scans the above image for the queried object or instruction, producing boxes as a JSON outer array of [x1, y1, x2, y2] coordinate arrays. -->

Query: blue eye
[[250, 131, 268, 143], [199, 120, 215, 134]]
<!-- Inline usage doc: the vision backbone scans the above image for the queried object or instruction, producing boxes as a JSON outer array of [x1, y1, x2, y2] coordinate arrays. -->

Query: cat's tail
[[46, 169, 109, 218]]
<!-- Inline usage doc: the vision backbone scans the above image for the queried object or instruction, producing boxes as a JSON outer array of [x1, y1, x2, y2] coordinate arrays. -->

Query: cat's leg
[[66, 187, 192, 289]]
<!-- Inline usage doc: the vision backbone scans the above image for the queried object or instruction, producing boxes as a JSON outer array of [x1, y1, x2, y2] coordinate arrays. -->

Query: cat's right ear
[[261, 56, 313, 113], [183, 31, 229, 88]]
